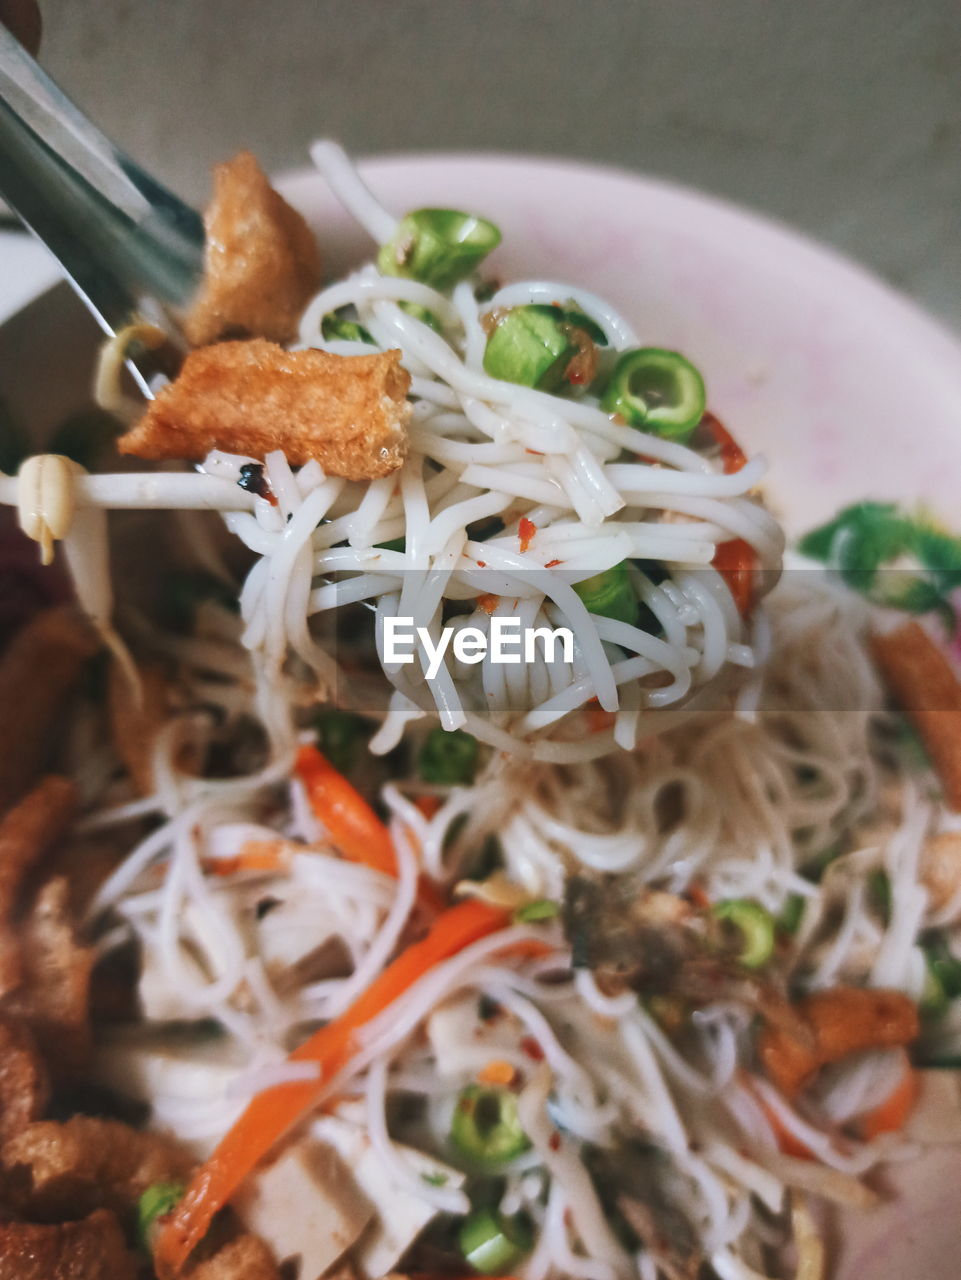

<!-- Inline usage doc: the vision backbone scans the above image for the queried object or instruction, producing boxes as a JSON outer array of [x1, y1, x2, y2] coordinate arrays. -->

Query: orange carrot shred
[[712, 537, 757, 617], [154, 898, 511, 1272], [478, 1059, 516, 1086], [295, 744, 396, 877], [477, 594, 499, 615]]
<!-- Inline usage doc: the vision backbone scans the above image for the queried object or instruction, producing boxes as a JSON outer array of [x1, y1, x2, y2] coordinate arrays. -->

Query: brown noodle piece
[[184, 150, 322, 348], [118, 340, 411, 480]]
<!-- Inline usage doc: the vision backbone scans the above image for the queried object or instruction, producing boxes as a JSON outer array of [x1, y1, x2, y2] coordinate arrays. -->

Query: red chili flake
[[544, 559, 561, 569], [549, 1132, 561, 1151], [518, 518, 537, 553], [520, 1036, 545, 1062], [700, 410, 748, 474], [477, 593, 499, 615], [525, 448, 544, 456], [476, 560, 487, 568]]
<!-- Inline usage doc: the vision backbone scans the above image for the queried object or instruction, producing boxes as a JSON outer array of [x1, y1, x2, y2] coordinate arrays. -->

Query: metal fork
[[0, 26, 204, 396]]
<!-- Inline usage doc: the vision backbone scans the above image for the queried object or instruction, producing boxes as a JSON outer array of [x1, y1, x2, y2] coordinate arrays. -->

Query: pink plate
[[279, 154, 961, 1279]]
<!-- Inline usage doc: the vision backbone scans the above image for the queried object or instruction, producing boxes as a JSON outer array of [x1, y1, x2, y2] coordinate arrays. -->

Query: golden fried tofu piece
[[0, 1015, 48, 1144], [3, 1114, 192, 1220], [0, 607, 99, 813], [185, 1234, 281, 1280], [185, 151, 321, 347], [118, 339, 411, 480], [1, 877, 95, 1074], [0, 1209, 137, 1280], [0, 776, 76, 995]]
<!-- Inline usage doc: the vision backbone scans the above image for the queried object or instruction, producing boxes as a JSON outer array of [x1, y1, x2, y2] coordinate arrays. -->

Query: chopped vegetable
[[419, 728, 479, 786], [137, 1180, 185, 1251], [870, 621, 961, 811], [155, 898, 511, 1272], [712, 899, 776, 969], [800, 501, 961, 624], [778, 894, 806, 937], [868, 869, 892, 925], [514, 899, 560, 923], [450, 1084, 531, 1167], [321, 312, 375, 344], [399, 300, 442, 331], [477, 1059, 516, 1086], [483, 305, 579, 391], [458, 1206, 531, 1274], [378, 208, 501, 290], [572, 562, 637, 624], [601, 348, 706, 442], [296, 743, 396, 876], [921, 935, 961, 1017], [314, 709, 366, 775]]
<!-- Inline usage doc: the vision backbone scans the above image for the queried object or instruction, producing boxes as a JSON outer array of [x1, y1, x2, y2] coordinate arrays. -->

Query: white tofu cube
[[234, 1140, 373, 1280]]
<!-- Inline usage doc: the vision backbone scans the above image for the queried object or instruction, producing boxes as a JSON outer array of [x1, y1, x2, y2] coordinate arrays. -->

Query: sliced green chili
[[419, 728, 479, 786], [399, 300, 442, 331], [869, 869, 892, 925], [778, 893, 806, 936], [601, 348, 706, 442], [378, 208, 501, 290], [321, 312, 375, 344], [483, 304, 578, 391], [572, 562, 637, 624], [314, 709, 366, 775], [458, 1207, 531, 1274], [137, 1181, 185, 1251], [515, 899, 560, 923], [924, 935, 961, 1002], [712, 899, 776, 969], [450, 1084, 530, 1167]]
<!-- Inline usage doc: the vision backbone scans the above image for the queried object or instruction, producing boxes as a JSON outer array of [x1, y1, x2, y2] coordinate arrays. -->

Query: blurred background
[[23, 0, 961, 331]]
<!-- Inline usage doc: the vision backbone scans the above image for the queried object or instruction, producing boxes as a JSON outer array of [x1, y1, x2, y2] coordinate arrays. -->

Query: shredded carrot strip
[[871, 621, 961, 811], [477, 593, 500, 615], [686, 881, 711, 911], [296, 744, 396, 877], [859, 1052, 918, 1140], [478, 1059, 516, 1086], [202, 840, 293, 878], [740, 1072, 814, 1160], [155, 898, 511, 1273]]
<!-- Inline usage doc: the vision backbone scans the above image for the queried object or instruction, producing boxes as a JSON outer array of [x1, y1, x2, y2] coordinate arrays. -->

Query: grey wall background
[[37, 0, 961, 331]]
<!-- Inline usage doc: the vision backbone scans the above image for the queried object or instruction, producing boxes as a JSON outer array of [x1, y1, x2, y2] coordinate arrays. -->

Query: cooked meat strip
[[0, 776, 76, 994], [184, 150, 321, 348], [758, 985, 919, 1098], [184, 1233, 281, 1280], [3, 1114, 191, 1221], [1, 877, 94, 1074], [108, 659, 169, 796], [118, 340, 411, 480], [0, 606, 99, 812], [0, 1209, 137, 1280], [0, 1015, 48, 1143]]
